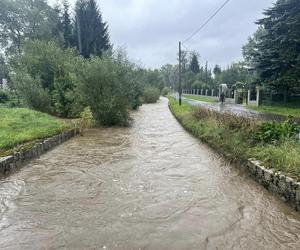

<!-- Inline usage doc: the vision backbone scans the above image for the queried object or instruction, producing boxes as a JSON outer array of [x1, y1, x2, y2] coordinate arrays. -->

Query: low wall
[[246, 159, 300, 211], [0, 129, 78, 177]]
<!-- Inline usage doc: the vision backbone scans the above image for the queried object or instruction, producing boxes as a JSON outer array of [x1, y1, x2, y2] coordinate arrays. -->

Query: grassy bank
[[183, 94, 217, 103], [0, 107, 69, 156], [247, 105, 300, 118], [168, 98, 300, 180]]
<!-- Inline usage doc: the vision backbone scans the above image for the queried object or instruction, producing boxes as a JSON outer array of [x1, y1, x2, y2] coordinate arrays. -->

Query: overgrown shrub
[[78, 107, 94, 135], [142, 86, 160, 103], [161, 87, 170, 96], [252, 140, 300, 177], [10, 72, 52, 113], [0, 90, 9, 103], [193, 107, 256, 133], [9, 41, 80, 117], [79, 55, 136, 126], [0, 89, 22, 107], [253, 118, 299, 144]]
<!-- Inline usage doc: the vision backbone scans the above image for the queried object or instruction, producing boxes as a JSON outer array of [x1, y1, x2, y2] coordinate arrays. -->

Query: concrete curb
[[0, 129, 78, 177]]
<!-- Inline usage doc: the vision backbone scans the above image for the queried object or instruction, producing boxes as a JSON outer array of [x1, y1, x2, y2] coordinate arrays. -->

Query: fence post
[[247, 89, 251, 105], [256, 87, 261, 107], [234, 90, 238, 104]]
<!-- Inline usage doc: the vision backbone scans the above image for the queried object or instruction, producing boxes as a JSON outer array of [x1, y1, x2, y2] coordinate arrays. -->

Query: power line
[[182, 0, 231, 44], [182, 44, 189, 50]]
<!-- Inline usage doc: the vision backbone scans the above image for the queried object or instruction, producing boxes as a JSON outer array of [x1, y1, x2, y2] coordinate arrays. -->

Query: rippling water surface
[[0, 98, 300, 249]]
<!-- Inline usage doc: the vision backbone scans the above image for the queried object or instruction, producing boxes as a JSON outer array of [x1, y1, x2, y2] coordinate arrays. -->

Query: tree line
[[159, 0, 300, 103], [1, 0, 299, 115], [0, 0, 162, 125], [157, 52, 251, 93], [0, 0, 110, 58]]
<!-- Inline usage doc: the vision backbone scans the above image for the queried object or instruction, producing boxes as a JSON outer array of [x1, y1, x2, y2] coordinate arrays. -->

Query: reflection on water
[[0, 98, 300, 249]]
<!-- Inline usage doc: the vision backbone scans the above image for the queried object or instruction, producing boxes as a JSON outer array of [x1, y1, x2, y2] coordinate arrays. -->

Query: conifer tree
[[61, 0, 73, 48], [189, 54, 200, 74], [244, 0, 300, 95], [74, 0, 111, 58]]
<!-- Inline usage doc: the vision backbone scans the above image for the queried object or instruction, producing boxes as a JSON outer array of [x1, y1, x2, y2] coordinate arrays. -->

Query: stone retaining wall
[[0, 129, 78, 177], [245, 159, 300, 211]]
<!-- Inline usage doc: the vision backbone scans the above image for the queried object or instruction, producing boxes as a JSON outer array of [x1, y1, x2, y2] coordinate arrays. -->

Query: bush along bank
[[142, 86, 161, 104], [168, 97, 300, 211]]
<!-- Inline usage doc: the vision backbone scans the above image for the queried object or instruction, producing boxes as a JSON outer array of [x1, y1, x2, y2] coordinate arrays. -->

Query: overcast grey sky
[[51, 0, 275, 69]]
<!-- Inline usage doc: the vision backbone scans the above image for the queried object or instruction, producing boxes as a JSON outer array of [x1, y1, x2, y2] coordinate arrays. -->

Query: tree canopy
[[243, 0, 300, 93], [189, 54, 200, 74], [0, 0, 61, 55], [74, 0, 111, 58]]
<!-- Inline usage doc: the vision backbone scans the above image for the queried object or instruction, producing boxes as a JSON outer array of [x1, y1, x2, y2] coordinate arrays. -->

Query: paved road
[[177, 95, 294, 122]]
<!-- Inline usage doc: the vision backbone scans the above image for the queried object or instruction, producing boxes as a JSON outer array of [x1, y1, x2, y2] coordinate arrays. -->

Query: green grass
[[168, 97, 193, 116], [247, 104, 300, 118], [183, 94, 217, 103], [168, 97, 300, 180], [0, 107, 70, 155]]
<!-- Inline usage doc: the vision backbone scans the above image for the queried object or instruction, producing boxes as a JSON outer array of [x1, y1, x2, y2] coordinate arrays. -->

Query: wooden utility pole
[[179, 41, 182, 106]]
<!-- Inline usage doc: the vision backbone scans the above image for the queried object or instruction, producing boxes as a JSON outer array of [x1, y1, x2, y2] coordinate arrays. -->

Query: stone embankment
[[246, 159, 300, 211], [0, 129, 78, 176]]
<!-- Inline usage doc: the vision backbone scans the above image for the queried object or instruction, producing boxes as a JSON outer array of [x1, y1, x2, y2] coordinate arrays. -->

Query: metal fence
[[261, 91, 300, 107]]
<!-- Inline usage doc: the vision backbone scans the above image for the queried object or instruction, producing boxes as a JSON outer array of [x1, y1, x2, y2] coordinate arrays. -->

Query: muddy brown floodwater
[[1, 98, 300, 250]]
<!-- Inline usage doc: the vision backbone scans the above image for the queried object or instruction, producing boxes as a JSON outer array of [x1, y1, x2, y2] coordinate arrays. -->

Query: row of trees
[[0, 0, 162, 126], [158, 0, 300, 101], [0, 0, 110, 58], [9, 39, 164, 125], [156, 52, 251, 92], [0, 0, 253, 100]]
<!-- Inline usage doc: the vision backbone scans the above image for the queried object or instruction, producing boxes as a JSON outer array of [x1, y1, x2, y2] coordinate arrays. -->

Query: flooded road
[[179, 95, 300, 123], [1, 97, 300, 249]]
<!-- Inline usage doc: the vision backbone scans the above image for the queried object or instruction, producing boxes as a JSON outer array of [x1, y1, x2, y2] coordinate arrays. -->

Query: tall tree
[[74, 0, 111, 58], [213, 64, 222, 76], [0, 0, 61, 55], [0, 55, 7, 87], [189, 54, 200, 74], [213, 64, 222, 85], [61, 0, 74, 48], [218, 63, 250, 87], [242, 27, 266, 69], [205, 61, 208, 86], [246, 0, 300, 95]]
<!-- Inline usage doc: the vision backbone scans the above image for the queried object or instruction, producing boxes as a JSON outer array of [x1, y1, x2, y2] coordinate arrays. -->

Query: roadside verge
[[168, 97, 300, 211]]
